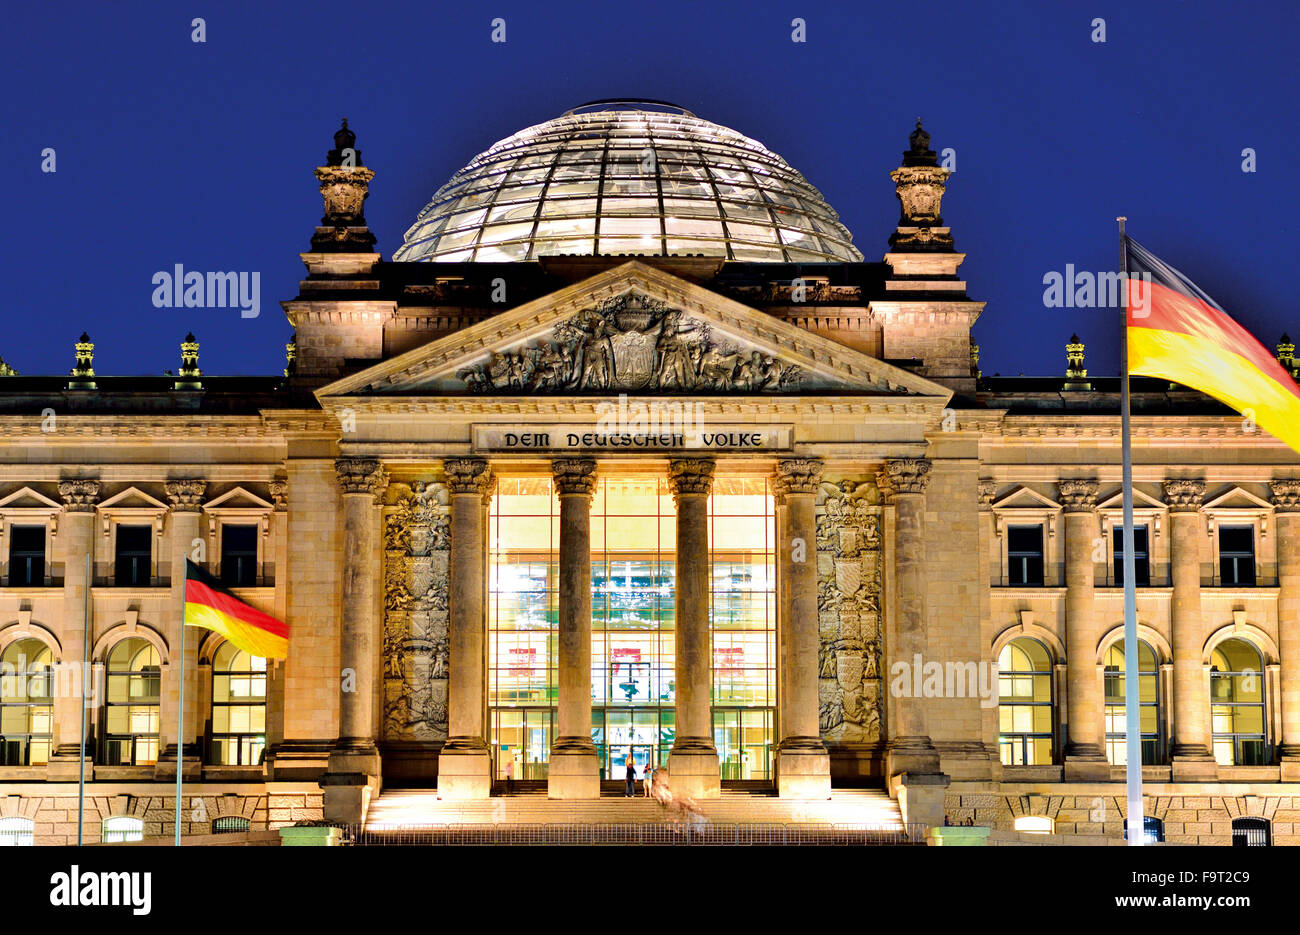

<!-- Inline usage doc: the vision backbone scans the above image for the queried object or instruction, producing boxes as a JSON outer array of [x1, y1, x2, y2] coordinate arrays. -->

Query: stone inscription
[[474, 424, 793, 452]]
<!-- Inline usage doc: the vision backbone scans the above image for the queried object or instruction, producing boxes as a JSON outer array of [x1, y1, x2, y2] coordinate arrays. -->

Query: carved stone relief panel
[[382, 481, 451, 742], [816, 477, 884, 744]]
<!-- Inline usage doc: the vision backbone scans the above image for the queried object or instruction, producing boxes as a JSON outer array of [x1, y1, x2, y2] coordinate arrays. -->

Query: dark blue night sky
[[3, 0, 1295, 379]]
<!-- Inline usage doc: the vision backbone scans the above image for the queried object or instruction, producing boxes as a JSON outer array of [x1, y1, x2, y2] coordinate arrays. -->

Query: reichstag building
[[0, 102, 1295, 845]]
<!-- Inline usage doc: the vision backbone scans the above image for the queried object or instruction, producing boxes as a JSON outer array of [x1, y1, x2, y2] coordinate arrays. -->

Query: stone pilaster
[[323, 459, 386, 823], [47, 480, 98, 780], [879, 459, 942, 778], [1059, 480, 1108, 778], [667, 458, 720, 799], [1272, 480, 1300, 777], [155, 480, 206, 781], [549, 458, 600, 799], [1165, 480, 1217, 779], [773, 458, 830, 798], [437, 458, 494, 799]]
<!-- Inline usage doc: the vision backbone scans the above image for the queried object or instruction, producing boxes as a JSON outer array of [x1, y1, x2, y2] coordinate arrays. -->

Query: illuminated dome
[[394, 101, 863, 264]]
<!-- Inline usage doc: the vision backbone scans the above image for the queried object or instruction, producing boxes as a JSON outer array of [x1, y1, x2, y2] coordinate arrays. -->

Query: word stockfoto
[[151, 265, 260, 318], [890, 655, 999, 708]]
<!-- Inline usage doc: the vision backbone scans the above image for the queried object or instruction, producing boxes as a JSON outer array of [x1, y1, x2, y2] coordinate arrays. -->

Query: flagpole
[[175, 572, 184, 847], [1118, 216, 1144, 845], [77, 550, 90, 846]]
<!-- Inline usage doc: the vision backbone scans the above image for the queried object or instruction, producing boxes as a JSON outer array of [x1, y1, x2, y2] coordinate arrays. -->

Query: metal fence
[[341, 822, 927, 846]]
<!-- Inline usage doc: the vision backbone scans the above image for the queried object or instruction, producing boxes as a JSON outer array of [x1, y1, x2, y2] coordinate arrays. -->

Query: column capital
[[1271, 479, 1300, 512], [58, 479, 100, 512], [772, 458, 823, 497], [877, 458, 931, 500], [335, 458, 388, 497], [977, 479, 996, 510], [1058, 479, 1099, 513], [668, 458, 715, 499], [269, 479, 288, 512], [1163, 479, 1205, 512], [443, 458, 493, 499], [164, 480, 207, 513], [552, 458, 598, 498]]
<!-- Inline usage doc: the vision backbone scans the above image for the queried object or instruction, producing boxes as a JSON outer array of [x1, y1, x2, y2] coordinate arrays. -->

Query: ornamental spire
[[175, 332, 202, 390], [68, 332, 95, 389], [1064, 333, 1090, 391], [889, 119, 953, 251], [312, 117, 376, 252], [1278, 333, 1298, 379]]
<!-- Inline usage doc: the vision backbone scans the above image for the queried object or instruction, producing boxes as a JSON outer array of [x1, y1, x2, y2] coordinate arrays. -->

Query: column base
[[265, 740, 333, 781], [437, 740, 492, 800], [1280, 745, 1300, 781], [548, 742, 601, 799], [1063, 745, 1111, 781], [153, 744, 203, 782], [776, 745, 831, 799], [667, 745, 720, 800], [892, 770, 950, 830], [46, 749, 92, 782], [1171, 747, 1219, 782], [886, 736, 941, 778], [320, 771, 379, 825]]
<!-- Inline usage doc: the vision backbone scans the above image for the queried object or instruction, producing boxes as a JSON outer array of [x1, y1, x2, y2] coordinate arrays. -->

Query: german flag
[[183, 559, 288, 659], [1126, 237, 1300, 455]]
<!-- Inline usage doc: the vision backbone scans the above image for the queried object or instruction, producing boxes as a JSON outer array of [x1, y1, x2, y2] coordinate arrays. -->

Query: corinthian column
[[1060, 480, 1108, 779], [157, 480, 205, 781], [1272, 480, 1300, 778], [879, 459, 941, 778], [1165, 479, 1216, 780], [332, 459, 386, 761], [549, 458, 600, 799], [437, 458, 494, 799], [47, 480, 99, 781], [667, 458, 720, 799], [773, 459, 830, 798]]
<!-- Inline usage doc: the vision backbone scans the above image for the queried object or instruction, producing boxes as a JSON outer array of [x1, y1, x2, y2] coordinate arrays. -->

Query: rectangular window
[[1219, 525, 1256, 586], [114, 525, 152, 587], [6, 526, 45, 587], [1113, 524, 1150, 586], [220, 524, 259, 587], [1007, 525, 1044, 586]]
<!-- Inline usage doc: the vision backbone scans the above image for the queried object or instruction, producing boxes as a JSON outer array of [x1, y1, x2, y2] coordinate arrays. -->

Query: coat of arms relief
[[456, 292, 803, 393], [382, 481, 451, 742], [817, 478, 884, 743]]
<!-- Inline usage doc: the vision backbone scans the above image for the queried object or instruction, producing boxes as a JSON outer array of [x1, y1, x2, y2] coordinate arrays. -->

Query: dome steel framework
[[394, 102, 863, 264]]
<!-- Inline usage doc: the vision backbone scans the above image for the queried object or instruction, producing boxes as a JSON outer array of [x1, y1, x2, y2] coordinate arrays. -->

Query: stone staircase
[[365, 786, 903, 831]]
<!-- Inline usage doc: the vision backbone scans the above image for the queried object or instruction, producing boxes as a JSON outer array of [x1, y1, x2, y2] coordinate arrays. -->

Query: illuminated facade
[[0, 103, 1298, 844]]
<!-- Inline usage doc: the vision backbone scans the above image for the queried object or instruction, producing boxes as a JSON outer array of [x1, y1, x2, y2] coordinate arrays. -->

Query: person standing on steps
[[643, 763, 655, 798], [624, 753, 636, 797], [505, 758, 514, 795]]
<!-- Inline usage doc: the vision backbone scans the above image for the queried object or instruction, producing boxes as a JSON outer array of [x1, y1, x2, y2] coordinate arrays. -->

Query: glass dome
[[394, 101, 863, 264]]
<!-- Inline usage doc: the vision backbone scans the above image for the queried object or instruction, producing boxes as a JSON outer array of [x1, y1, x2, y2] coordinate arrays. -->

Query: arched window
[[1210, 639, 1266, 765], [0, 638, 53, 766], [210, 642, 266, 766], [0, 816, 33, 846], [213, 816, 250, 834], [103, 638, 161, 765], [1014, 815, 1053, 835], [101, 816, 143, 843], [1232, 817, 1271, 846], [1103, 640, 1161, 765], [998, 638, 1055, 765], [1124, 815, 1165, 843]]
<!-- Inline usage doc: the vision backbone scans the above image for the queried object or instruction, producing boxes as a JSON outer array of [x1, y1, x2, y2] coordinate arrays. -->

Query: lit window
[[1123, 816, 1165, 843], [0, 638, 53, 765], [1103, 640, 1162, 765], [101, 816, 143, 843], [998, 638, 1055, 765], [1014, 815, 1053, 834], [1006, 525, 1044, 586], [1232, 817, 1271, 846], [213, 816, 250, 834], [210, 642, 266, 766], [0, 816, 33, 846], [6, 526, 46, 587], [103, 638, 160, 765], [1210, 639, 1266, 765]]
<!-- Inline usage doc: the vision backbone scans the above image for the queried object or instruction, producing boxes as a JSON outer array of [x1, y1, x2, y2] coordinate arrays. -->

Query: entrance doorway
[[492, 707, 552, 780]]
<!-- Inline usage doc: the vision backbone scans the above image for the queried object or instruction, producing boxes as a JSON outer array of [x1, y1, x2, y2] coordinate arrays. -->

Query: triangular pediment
[[203, 486, 275, 511], [991, 485, 1061, 510], [1097, 488, 1168, 511], [1203, 485, 1273, 511], [317, 261, 952, 401], [0, 487, 61, 511], [98, 486, 168, 511]]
